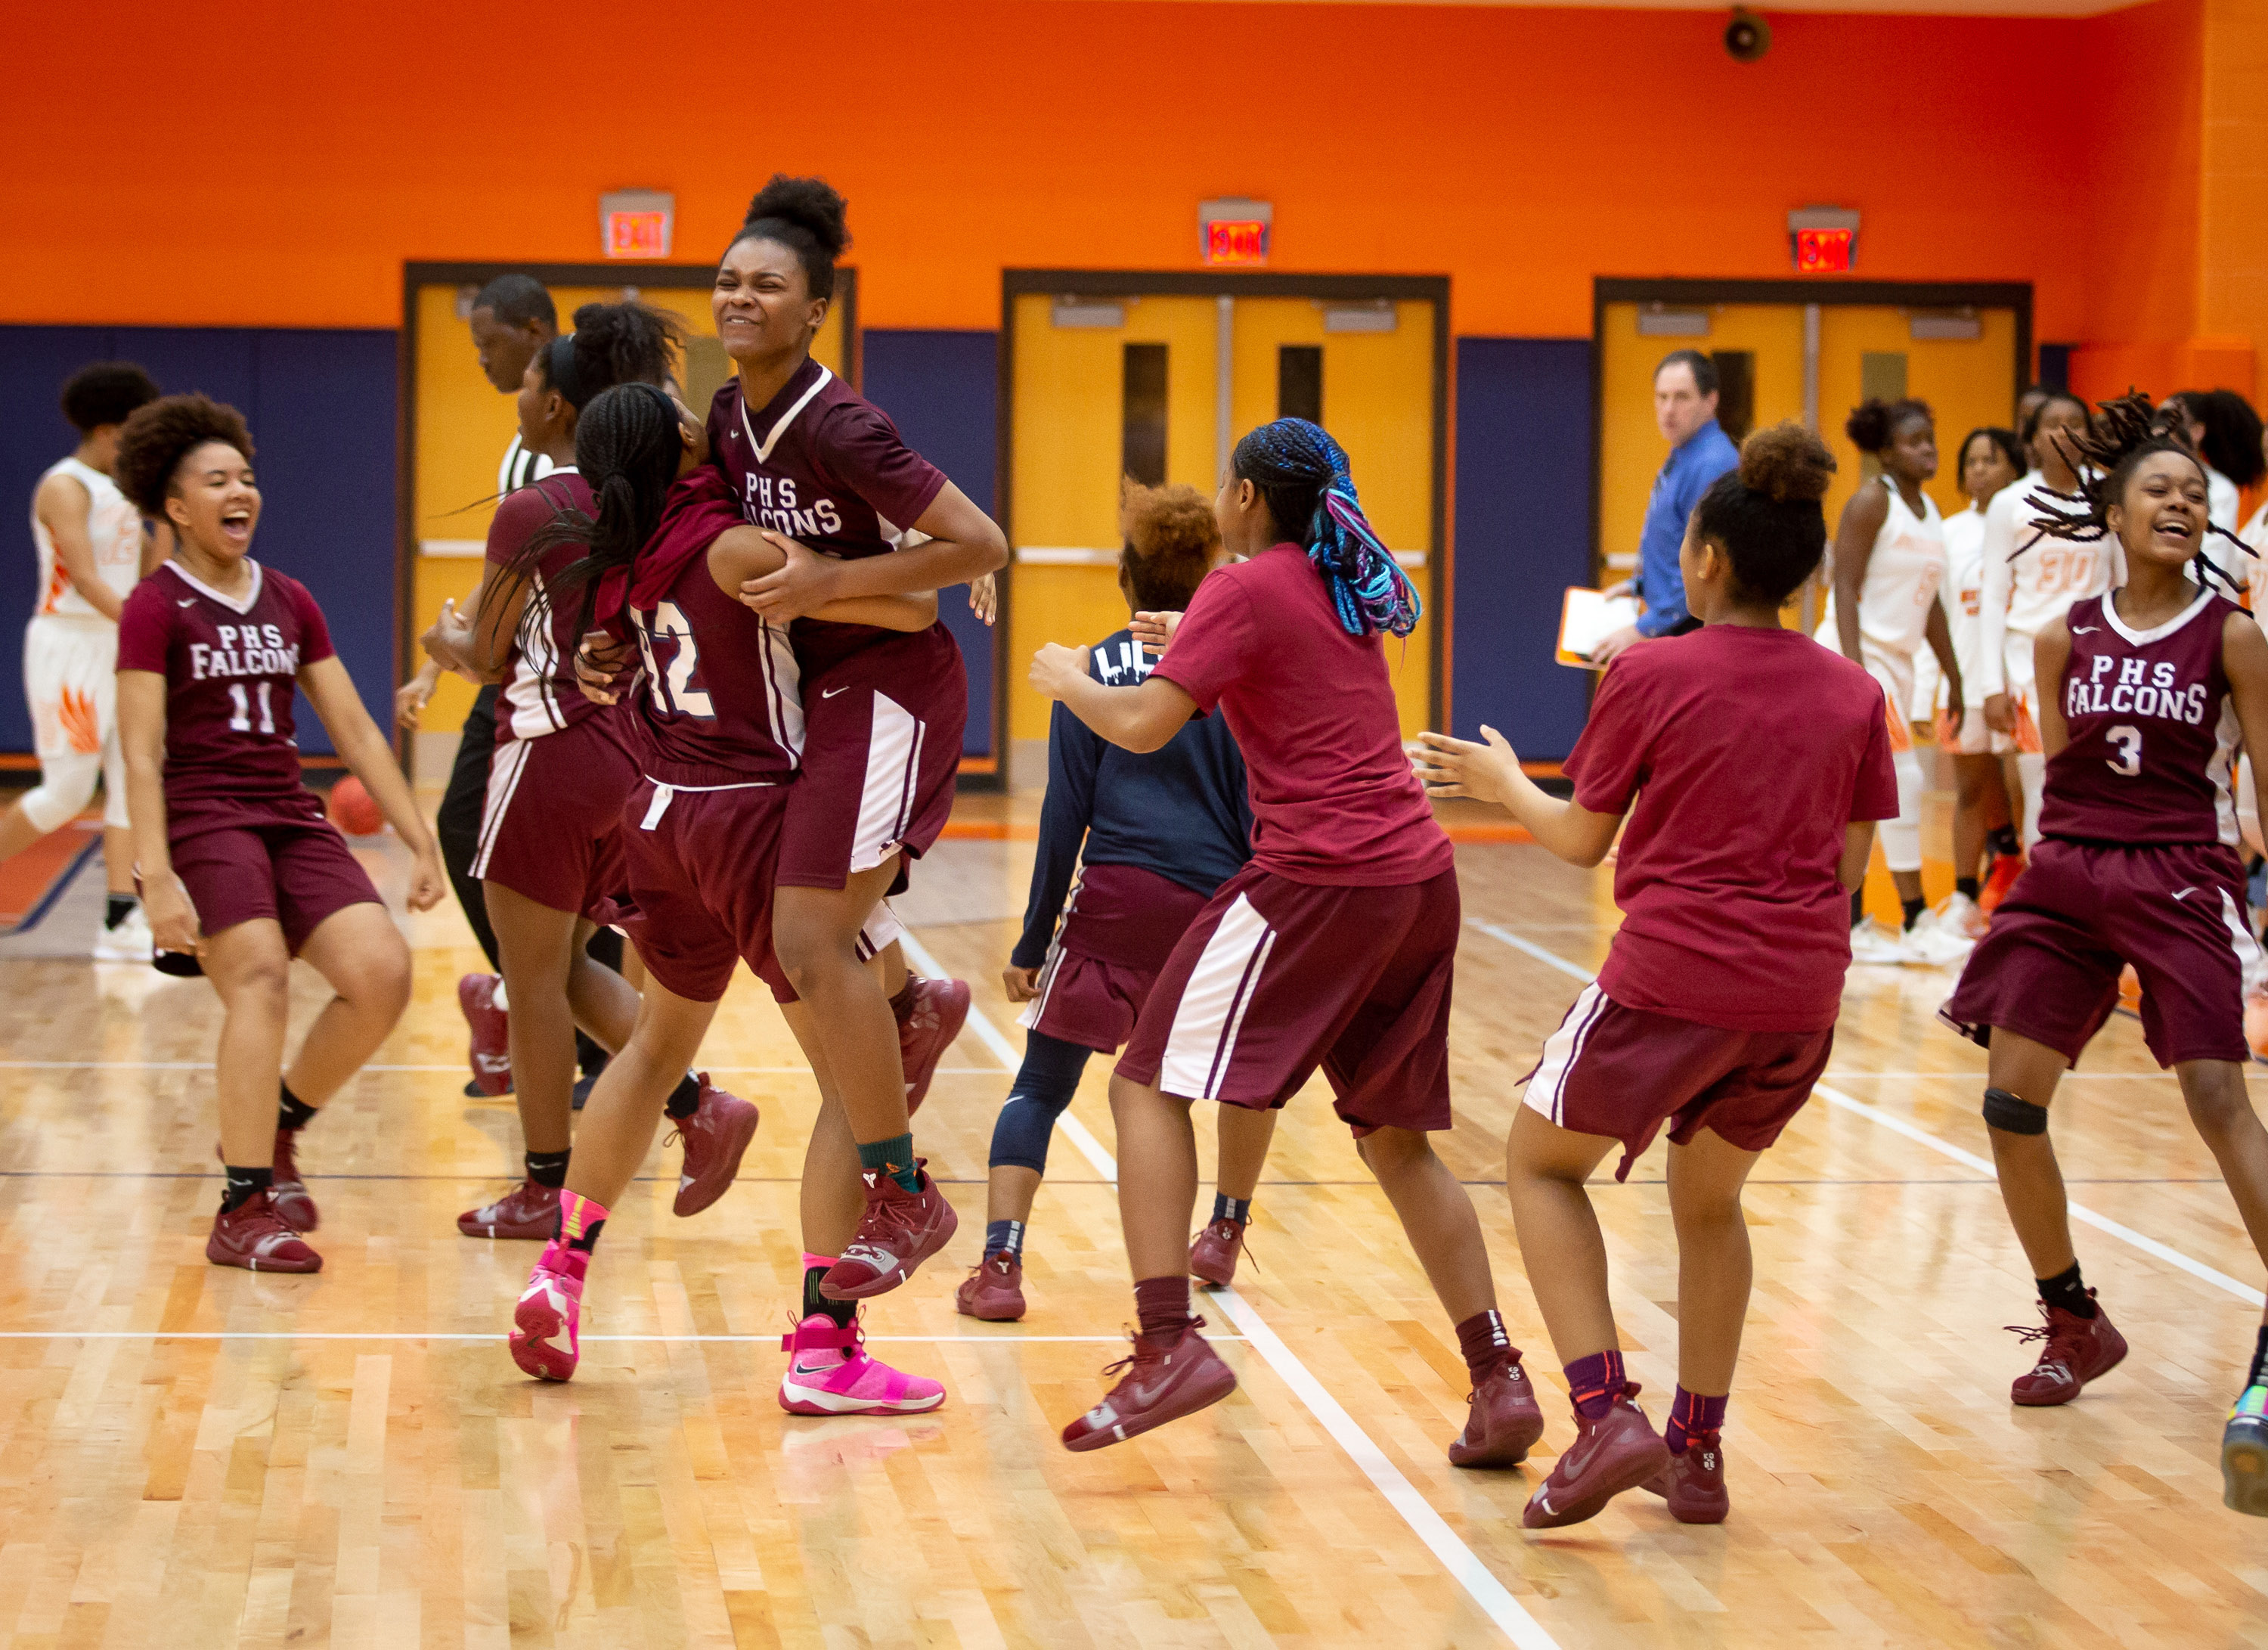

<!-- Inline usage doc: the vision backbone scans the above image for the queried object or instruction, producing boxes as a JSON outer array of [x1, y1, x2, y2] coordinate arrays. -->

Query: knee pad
[[2016, 752, 2046, 850], [1879, 748, 1924, 873], [99, 739, 129, 830], [1982, 1086, 2048, 1135], [987, 1031, 1095, 1171], [20, 753, 101, 835]]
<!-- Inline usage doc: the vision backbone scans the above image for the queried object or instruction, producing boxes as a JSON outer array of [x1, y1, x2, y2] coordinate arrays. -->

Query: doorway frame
[[394, 260, 859, 739], [1589, 277, 2033, 577], [998, 268, 1454, 780]]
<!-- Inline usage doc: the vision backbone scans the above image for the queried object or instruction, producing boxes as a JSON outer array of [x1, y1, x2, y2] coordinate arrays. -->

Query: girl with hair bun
[[414, 301, 756, 1246], [1418, 420, 1900, 1531], [1035, 419, 1535, 1471], [959, 480, 1275, 1326], [1820, 397, 1967, 966], [708, 174, 1009, 1311], [1938, 395, 2268, 1515]]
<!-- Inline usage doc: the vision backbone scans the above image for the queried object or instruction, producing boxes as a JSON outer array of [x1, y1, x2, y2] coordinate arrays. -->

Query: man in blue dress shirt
[[1592, 349, 1742, 665]]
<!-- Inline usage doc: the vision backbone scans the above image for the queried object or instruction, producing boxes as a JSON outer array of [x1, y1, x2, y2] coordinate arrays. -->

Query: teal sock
[[857, 1133, 922, 1195]]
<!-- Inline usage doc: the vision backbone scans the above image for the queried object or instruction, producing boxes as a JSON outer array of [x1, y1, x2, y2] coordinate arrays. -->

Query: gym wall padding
[[861, 328, 999, 759], [1452, 337, 1595, 761], [0, 326, 398, 755]]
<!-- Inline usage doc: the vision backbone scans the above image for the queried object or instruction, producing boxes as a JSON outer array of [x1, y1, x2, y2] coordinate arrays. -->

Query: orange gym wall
[[0, 0, 2220, 360]]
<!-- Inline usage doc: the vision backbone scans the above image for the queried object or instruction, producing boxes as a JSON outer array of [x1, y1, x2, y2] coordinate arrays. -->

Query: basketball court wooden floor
[[2, 830, 2264, 1648]]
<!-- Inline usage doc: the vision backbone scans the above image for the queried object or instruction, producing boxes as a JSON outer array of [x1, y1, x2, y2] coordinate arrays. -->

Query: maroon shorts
[[170, 816, 381, 955], [1021, 864, 1216, 1053], [1117, 864, 1459, 1134], [779, 625, 966, 890], [470, 716, 637, 920], [1941, 837, 2260, 1067], [613, 779, 795, 1005], [1523, 985, 1833, 1180]]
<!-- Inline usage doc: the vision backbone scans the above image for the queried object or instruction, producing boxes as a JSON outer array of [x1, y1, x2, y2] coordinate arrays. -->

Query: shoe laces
[[2006, 1298, 2096, 1350], [1101, 1315, 1207, 1379], [1194, 1219, 1259, 1272]]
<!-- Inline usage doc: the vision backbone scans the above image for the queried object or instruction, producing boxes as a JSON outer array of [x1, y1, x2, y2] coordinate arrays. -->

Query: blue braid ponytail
[[1232, 418, 1422, 638]]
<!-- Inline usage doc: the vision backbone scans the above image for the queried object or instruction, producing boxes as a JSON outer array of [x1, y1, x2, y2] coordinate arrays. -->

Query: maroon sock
[[1665, 1386, 1727, 1453], [1454, 1308, 1515, 1376], [1563, 1350, 1626, 1421], [1133, 1275, 1193, 1340]]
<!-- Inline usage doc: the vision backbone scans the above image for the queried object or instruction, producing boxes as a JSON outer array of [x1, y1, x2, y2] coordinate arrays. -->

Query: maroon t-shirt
[[485, 470, 606, 743], [1148, 544, 1452, 887], [2042, 588, 2245, 848], [706, 360, 950, 677], [116, 560, 336, 835], [1569, 624, 1899, 1031], [627, 475, 805, 788]]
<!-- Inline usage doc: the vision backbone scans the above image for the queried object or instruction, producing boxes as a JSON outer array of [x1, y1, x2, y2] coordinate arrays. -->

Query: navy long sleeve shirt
[[1012, 628, 1254, 969], [1634, 418, 1741, 637]]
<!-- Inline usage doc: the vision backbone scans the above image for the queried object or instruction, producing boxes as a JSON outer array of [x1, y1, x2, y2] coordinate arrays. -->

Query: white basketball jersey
[[31, 457, 142, 622], [1817, 476, 1946, 659]]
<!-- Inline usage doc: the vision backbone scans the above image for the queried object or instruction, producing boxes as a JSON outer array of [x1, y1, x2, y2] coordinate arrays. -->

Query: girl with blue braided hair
[[1031, 418, 1540, 1466]]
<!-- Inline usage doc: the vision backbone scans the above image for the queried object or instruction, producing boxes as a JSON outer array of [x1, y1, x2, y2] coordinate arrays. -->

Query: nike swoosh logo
[[2174, 887, 2198, 901], [2071, 625, 2099, 634], [178, 598, 197, 607], [822, 686, 849, 699]]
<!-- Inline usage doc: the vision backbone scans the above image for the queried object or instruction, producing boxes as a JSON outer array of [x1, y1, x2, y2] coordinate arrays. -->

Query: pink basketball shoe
[[510, 1241, 588, 1382], [778, 1313, 946, 1416]]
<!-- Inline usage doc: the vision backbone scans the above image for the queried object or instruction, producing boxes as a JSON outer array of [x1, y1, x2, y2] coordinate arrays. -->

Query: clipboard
[[1557, 587, 1640, 668]]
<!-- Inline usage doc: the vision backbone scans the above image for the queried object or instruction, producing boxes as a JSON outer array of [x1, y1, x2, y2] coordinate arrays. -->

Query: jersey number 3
[[2105, 724, 2143, 778], [636, 602, 715, 720]]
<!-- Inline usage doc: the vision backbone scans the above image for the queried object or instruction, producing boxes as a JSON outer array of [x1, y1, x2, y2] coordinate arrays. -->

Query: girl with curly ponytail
[[1033, 420, 1514, 1465]]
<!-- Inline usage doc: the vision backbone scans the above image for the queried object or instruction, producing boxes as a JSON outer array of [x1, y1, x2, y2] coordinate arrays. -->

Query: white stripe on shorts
[[850, 692, 923, 874], [2218, 889, 2267, 999], [470, 738, 533, 879], [1523, 982, 1609, 1127], [1158, 894, 1276, 1102]]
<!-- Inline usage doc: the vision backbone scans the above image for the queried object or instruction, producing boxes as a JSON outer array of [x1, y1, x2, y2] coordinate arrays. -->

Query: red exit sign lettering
[[600, 190, 675, 260], [1796, 227, 1854, 272], [1205, 219, 1269, 265]]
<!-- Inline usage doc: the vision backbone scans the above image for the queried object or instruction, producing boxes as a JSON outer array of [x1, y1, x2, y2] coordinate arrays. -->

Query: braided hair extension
[[522, 382, 687, 640], [1229, 418, 1420, 638], [2028, 392, 2254, 598]]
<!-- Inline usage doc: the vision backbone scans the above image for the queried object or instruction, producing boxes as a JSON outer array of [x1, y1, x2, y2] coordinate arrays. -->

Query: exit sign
[[600, 190, 674, 260], [1786, 205, 1861, 273], [1200, 198, 1272, 266]]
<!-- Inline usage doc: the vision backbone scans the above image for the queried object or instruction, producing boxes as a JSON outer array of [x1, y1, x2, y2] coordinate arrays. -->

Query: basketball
[[327, 774, 384, 836]]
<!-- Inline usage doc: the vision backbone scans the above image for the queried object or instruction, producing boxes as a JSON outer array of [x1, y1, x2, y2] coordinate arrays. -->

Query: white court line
[[1469, 920, 2268, 1309], [0, 1061, 996, 1075], [0, 1331, 1238, 1345], [898, 928, 1561, 1649], [1824, 1069, 2268, 1081]]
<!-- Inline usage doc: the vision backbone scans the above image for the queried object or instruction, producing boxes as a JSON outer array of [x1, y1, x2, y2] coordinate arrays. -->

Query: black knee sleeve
[[1982, 1086, 2048, 1135], [987, 1031, 1095, 1172]]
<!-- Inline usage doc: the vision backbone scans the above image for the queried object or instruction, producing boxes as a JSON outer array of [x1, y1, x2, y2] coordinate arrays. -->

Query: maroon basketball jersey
[[706, 360, 948, 676], [2041, 588, 2245, 847], [627, 479, 805, 788], [485, 470, 609, 743], [116, 560, 334, 829]]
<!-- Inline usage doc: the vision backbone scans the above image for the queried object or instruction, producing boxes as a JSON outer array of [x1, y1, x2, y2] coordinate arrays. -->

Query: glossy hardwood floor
[[2, 802, 2265, 1647]]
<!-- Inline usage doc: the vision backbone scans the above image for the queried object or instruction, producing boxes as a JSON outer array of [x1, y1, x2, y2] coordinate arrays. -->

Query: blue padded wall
[[0, 326, 398, 755], [1450, 338, 1595, 761]]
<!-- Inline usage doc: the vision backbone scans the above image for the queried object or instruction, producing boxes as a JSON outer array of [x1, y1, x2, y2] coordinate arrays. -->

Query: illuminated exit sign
[[1787, 205, 1860, 273], [1200, 198, 1272, 266], [601, 190, 674, 260]]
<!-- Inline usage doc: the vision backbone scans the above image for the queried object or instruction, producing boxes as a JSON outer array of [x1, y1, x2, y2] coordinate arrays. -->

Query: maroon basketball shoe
[[1523, 1384, 1671, 1529], [1448, 1354, 1545, 1468], [2009, 1295, 2128, 1406], [896, 975, 969, 1117], [668, 1077, 760, 1217], [207, 1190, 323, 1273], [1642, 1431, 1730, 1524], [458, 1179, 559, 1240], [1188, 1217, 1247, 1287], [820, 1163, 959, 1300], [956, 1251, 1027, 1321], [1061, 1318, 1238, 1451], [458, 972, 512, 1096], [268, 1127, 319, 1233]]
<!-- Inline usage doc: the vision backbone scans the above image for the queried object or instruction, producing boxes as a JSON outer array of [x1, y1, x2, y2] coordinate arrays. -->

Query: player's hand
[[968, 572, 998, 628], [1028, 643, 1091, 702], [406, 845, 447, 913], [574, 631, 631, 706], [144, 873, 202, 958], [1942, 698, 1966, 737], [1590, 624, 1646, 668], [395, 660, 440, 729], [1983, 692, 2015, 735], [740, 534, 842, 622], [1410, 726, 1523, 807], [1001, 964, 1040, 1003], [1600, 578, 1634, 601], [1131, 610, 1182, 654]]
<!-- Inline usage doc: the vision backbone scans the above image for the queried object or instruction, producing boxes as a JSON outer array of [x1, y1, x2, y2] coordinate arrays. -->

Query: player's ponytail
[[525, 382, 686, 639], [1119, 479, 1220, 612], [1690, 420, 1836, 605], [1229, 418, 1420, 638], [730, 174, 849, 300], [2030, 392, 2251, 596], [542, 300, 683, 413]]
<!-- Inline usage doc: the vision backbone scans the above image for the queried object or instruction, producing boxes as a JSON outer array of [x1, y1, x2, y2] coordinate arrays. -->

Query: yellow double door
[[1007, 293, 1437, 743]]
